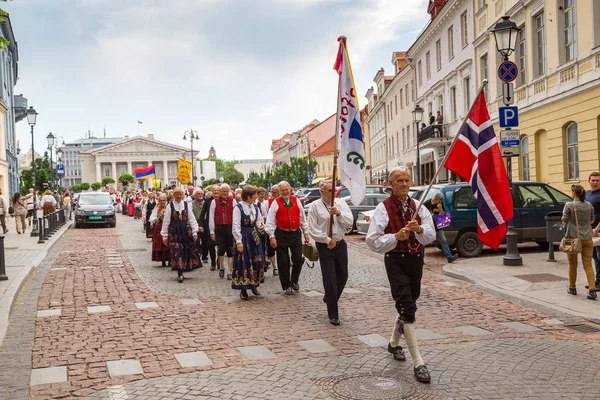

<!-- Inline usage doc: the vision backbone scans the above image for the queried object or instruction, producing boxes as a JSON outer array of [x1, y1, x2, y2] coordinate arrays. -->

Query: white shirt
[[208, 197, 238, 234], [161, 200, 199, 239], [366, 200, 436, 253], [255, 199, 269, 218], [149, 207, 159, 225], [40, 195, 57, 208], [265, 197, 308, 238], [308, 198, 354, 244], [233, 202, 265, 244]]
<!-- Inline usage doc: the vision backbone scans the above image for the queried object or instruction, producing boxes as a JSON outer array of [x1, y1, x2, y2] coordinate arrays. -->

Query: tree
[[102, 176, 115, 186], [71, 184, 82, 193], [222, 164, 245, 186], [19, 152, 55, 192], [203, 178, 219, 186], [80, 182, 90, 191], [91, 182, 103, 191], [118, 174, 135, 186], [19, 169, 33, 194], [270, 157, 318, 187], [247, 171, 268, 188]]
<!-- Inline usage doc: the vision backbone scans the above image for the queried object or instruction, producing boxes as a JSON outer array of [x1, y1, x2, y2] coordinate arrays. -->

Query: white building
[[365, 69, 392, 185], [410, 0, 476, 183], [234, 159, 273, 182], [196, 160, 217, 184]]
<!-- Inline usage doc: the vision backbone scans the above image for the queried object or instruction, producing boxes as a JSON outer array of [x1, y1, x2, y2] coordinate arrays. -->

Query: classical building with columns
[[79, 134, 194, 189]]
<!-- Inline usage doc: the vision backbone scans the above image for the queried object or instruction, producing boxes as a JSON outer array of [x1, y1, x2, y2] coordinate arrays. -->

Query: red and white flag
[[444, 92, 513, 249]]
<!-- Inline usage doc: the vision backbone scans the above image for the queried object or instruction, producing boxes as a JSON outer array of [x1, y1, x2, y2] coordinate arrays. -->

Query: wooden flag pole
[[329, 37, 345, 238], [411, 79, 488, 220]]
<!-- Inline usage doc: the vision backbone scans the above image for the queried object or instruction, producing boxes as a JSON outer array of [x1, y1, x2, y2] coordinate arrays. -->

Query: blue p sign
[[499, 106, 519, 128]]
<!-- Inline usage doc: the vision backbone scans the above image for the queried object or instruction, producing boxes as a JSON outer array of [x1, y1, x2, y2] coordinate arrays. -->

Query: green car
[[411, 181, 572, 257]]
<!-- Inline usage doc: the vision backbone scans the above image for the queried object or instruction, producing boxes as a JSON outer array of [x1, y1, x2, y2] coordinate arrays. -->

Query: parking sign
[[499, 106, 519, 128]]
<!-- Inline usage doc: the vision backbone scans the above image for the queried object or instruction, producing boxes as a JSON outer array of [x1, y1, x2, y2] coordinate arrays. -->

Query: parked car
[[341, 193, 389, 233], [74, 192, 116, 228], [335, 184, 391, 198], [356, 209, 376, 234], [297, 188, 321, 206]]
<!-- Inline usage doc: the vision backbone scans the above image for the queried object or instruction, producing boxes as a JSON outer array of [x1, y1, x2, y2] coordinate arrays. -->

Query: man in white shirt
[[366, 166, 436, 383], [209, 183, 237, 280], [265, 181, 309, 295], [307, 181, 354, 325]]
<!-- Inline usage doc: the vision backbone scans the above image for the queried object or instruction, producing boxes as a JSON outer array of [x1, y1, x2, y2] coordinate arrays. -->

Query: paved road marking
[[357, 334, 389, 347], [107, 360, 144, 377], [237, 345, 277, 360], [134, 302, 159, 309], [298, 339, 337, 353], [37, 309, 61, 317], [30, 366, 67, 386], [174, 351, 213, 368]]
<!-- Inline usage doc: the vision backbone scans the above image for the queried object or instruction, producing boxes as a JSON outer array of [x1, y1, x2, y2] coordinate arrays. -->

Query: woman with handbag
[[12, 192, 27, 234], [231, 185, 265, 300], [562, 184, 596, 300]]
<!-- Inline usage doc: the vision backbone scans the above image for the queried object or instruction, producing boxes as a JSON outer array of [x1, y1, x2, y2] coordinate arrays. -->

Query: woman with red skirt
[[149, 194, 170, 266]]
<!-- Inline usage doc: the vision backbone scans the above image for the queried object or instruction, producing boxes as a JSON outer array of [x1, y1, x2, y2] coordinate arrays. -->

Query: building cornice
[[409, 0, 467, 57]]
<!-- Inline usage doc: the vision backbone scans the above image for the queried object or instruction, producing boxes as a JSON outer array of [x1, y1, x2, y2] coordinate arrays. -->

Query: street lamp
[[492, 15, 522, 267], [305, 137, 316, 186], [183, 129, 199, 187], [412, 104, 424, 185], [26, 106, 39, 237], [47, 132, 55, 189]]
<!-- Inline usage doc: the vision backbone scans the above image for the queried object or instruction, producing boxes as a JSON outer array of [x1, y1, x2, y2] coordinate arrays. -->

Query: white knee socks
[[390, 314, 402, 347], [271, 256, 277, 270], [404, 323, 424, 368]]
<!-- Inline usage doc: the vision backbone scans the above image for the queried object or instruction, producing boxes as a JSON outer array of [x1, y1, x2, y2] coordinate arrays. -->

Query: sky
[[7, 0, 430, 161]]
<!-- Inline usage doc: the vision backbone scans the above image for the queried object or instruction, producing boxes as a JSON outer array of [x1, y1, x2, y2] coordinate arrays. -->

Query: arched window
[[521, 136, 530, 181], [566, 122, 579, 180]]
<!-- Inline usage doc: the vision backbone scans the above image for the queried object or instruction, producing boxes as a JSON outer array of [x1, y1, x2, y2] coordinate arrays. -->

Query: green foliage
[[203, 178, 220, 186], [102, 176, 115, 185], [91, 182, 103, 191], [269, 157, 318, 187], [202, 157, 225, 172], [222, 164, 245, 186], [0, 2, 9, 48], [19, 169, 32, 194], [80, 182, 90, 191], [19, 153, 56, 192], [70, 184, 81, 193], [118, 173, 135, 186]]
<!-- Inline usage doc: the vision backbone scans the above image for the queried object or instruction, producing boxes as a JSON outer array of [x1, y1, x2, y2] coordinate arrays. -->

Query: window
[[454, 187, 477, 209], [169, 163, 177, 176], [119, 166, 126, 176], [448, 26, 454, 60], [463, 77, 471, 112], [437, 94, 444, 119], [517, 27, 527, 86], [477, 0, 486, 11], [400, 89, 403, 109], [436, 39, 442, 71], [450, 86, 457, 121], [411, 80, 415, 101], [480, 54, 488, 99], [563, 0, 577, 62], [426, 51, 431, 80], [394, 95, 398, 115], [534, 12, 546, 77], [418, 60, 423, 86], [322, 162, 325, 172], [521, 136, 530, 181], [103, 166, 111, 177], [517, 185, 555, 208], [461, 12, 468, 47], [391, 137, 395, 157], [402, 128, 406, 150], [328, 161, 332, 171], [405, 84, 409, 105], [566, 122, 579, 180]]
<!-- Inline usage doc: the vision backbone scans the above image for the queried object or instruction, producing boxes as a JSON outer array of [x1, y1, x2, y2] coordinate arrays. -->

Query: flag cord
[[411, 79, 488, 220]]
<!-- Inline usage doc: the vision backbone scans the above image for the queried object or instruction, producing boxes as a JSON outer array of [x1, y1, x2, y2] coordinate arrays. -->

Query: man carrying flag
[[444, 90, 513, 250]]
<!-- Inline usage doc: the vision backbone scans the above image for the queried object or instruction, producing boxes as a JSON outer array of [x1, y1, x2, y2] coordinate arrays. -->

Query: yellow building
[[474, 0, 600, 192], [311, 136, 339, 186]]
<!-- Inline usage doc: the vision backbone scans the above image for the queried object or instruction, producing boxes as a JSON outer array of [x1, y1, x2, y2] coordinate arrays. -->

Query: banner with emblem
[[177, 158, 192, 184]]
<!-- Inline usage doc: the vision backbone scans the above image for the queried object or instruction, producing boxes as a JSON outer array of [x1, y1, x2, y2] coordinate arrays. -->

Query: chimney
[[392, 51, 409, 75], [147, 133, 154, 140]]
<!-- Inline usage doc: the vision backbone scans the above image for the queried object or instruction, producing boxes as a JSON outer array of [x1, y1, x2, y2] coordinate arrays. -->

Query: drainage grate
[[514, 273, 568, 283], [118, 248, 147, 253], [564, 324, 600, 334]]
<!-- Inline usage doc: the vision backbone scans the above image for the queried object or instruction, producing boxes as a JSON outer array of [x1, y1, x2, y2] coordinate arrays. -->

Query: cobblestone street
[[1, 213, 599, 399]]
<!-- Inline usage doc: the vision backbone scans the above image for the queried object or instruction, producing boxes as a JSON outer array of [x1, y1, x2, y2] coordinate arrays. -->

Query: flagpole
[[329, 37, 345, 238], [412, 79, 488, 220]]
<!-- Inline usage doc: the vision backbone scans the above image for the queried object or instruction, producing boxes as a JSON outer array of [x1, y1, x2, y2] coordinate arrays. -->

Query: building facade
[[365, 69, 391, 185], [234, 159, 274, 182]]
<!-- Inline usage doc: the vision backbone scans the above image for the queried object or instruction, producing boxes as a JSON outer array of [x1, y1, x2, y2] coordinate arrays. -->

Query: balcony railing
[[418, 124, 446, 143]]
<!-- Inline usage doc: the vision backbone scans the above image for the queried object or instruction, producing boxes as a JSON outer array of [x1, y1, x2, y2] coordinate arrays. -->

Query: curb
[[0, 221, 72, 346]]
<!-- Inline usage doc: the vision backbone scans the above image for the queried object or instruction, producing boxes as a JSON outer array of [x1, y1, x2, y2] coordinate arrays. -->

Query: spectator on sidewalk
[[366, 166, 436, 383], [563, 184, 596, 300], [12, 192, 27, 234], [62, 189, 72, 221], [0, 188, 8, 233], [586, 172, 600, 289], [25, 188, 35, 226], [40, 189, 57, 215], [307, 180, 354, 325], [423, 193, 457, 263]]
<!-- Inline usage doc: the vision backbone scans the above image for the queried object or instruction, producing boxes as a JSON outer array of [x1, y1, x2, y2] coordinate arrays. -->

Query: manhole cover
[[565, 324, 600, 334], [314, 372, 436, 400], [514, 273, 567, 283], [118, 248, 147, 253]]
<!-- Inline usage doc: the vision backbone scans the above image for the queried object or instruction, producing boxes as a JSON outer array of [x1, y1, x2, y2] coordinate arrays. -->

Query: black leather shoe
[[329, 318, 340, 326], [567, 287, 577, 295], [210, 264, 216, 271], [387, 343, 406, 361], [292, 283, 299, 292], [219, 269, 225, 278], [273, 269, 279, 276], [251, 288, 261, 296], [588, 290, 597, 300], [447, 254, 458, 263], [240, 290, 249, 300], [285, 287, 293, 295], [414, 365, 431, 383]]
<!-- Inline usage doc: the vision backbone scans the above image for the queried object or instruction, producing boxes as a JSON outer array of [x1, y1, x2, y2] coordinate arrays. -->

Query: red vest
[[275, 196, 301, 231], [383, 195, 423, 254], [268, 197, 275, 208], [214, 196, 233, 225]]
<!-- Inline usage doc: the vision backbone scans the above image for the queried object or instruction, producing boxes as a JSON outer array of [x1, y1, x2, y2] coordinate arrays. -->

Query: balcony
[[418, 124, 451, 149]]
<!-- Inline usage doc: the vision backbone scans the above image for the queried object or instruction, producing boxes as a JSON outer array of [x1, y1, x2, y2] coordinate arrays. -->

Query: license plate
[[88, 216, 102, 220]]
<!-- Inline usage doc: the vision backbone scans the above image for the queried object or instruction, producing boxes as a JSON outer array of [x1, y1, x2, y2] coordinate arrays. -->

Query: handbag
[[433, 212, 451, 229], [559, 203, 582, 254], [302, 242, 319, 269]]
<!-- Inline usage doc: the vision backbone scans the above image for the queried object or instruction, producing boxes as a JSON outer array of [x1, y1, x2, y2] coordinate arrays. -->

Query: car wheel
[[345, 225, 353, 234], [456, 231, 483, 257], [110, 222, 116, 228], [74, 221, 79, 229]]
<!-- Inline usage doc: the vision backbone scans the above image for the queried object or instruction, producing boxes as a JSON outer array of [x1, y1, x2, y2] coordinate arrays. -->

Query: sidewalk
[[443, 249, 600, 322], [0, 216, 71, 346]]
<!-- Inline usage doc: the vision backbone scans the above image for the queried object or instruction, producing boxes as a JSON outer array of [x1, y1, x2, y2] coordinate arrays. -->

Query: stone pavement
[[0, 212, 71, 346], [443, 250, 600, 322], [1, 213, 599, 399]]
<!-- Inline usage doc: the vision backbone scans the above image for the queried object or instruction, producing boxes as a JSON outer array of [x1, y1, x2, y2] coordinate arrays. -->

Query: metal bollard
[[38, 216, 45, 244], [0, 235, 7, 281], [43, 215, 50, 240], [52, 211, 58, 233]]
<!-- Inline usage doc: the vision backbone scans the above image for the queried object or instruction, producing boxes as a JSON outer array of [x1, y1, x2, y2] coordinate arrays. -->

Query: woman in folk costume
[[161, 187, 200, 282], [150, 194, 170, 267], [145, 191, 157, 238], [127, 191, 135, 216], [134, 192, 144, 220], [232, 185, 265, 300], [40, 189, 57, 215], [115, 191, 123, 214]]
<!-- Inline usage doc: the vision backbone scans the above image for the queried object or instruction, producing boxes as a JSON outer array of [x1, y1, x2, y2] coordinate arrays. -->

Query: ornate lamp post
[[46, 132, 55, 189], [412, 104, 424, 185], [183, 129, 199, 187], [26, 106, 39, 236]]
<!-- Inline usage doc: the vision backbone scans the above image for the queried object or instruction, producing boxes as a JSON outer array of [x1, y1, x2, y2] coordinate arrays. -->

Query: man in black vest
[[366, 167, 436, 383]]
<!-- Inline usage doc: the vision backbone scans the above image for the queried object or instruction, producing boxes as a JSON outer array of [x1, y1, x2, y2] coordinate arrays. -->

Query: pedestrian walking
[[150, 194, 170, 267], [161, 187, 200, 282], [232, 185, 265, 300], [266, 184, 280, 276], [127, 191, 135, 216], [423, 193, 457, 263], [563, 184, 597, 300], [62, 189, 72, 221], [265, 180, 309, 295], [586, 172, 600, 290], [366, 167, 436, 383], [25, 188, 35, 226], [191, 188, 205, 263], [256, 187, 270, 271], [307, 181, 354, 325], [145, 191, 157, 238], [40, 189, 57, 215], [12, 192, 27, 234], [209, 183, 237, 279], [200, 185, 219, 270], [0, 188, 9, 233]]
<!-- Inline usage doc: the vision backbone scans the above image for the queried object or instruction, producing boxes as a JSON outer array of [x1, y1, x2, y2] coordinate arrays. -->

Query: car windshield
[[78, 194, 111, 206]]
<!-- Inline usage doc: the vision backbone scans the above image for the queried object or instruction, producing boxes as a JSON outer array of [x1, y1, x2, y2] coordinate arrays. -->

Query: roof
[[81, 135, 191, 155], [312, 136, 335, 157]]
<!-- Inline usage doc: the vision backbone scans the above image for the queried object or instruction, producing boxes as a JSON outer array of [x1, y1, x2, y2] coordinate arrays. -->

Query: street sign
[[308, 171, 314, 180], [498, 61, 518, 82], [500, 140, 520, 146], [502, 82, 514, 105], [499, 106, 519, 127], [200, 176, 205, 181], [56, 163, 65, 177], [500, 129, 520, 158]]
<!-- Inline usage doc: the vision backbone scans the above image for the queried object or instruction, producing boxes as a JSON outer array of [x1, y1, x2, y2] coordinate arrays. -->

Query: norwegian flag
[[444, 91, 513, 250]]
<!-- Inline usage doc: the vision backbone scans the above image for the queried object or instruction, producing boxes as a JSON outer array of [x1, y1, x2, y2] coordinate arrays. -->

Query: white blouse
[[232, 202, 264, 244], [40, 195, 57, 208], [161, 200, 199, 239]]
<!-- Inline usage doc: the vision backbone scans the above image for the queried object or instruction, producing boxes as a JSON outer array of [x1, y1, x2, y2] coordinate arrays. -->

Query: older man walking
[[266, 181, 309, 295], [210, 183, 237, 279], [586, 172, 600, 289], [200, 184, 219, 270], [366, 167, 436, 383]]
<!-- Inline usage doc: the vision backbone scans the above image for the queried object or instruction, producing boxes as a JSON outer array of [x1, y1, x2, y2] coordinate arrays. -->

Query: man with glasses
[[266, 184, 280, 276], [586, 172, 600, 289]]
